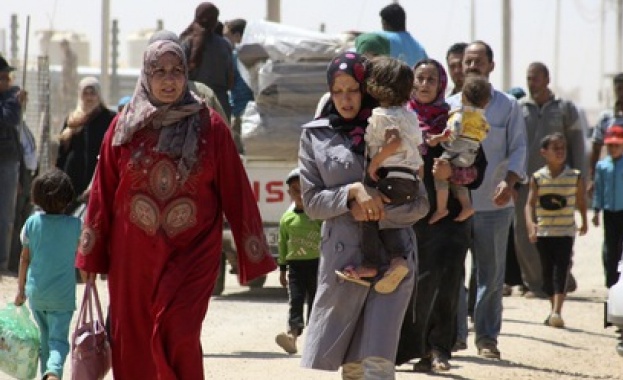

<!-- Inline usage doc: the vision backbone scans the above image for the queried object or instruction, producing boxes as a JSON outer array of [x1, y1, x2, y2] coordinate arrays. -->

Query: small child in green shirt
[[275, 168, 322, 355]]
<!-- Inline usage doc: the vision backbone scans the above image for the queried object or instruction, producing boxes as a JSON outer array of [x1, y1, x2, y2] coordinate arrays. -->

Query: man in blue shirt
[[224, 18, 254, 153], [447, 41, 527, 360], [378, 3, 427, 67]]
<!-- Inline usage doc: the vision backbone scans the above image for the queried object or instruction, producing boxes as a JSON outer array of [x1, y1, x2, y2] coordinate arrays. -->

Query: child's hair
[[31, 169, 75, 214], [540, 132, 566, 150], [462, 74, 491, 108], [366, 56, 414, 106]]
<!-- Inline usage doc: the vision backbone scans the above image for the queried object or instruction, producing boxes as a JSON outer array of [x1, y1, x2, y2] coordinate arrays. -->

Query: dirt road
[[0, 218, 621, 379]]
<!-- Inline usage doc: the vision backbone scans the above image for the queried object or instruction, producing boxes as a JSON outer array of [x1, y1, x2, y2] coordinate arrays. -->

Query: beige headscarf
[[60, 76, 104, 144], [112, 39, 204, 183]]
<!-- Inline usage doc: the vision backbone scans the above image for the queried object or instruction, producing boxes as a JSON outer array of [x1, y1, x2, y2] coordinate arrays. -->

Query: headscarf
[[112, 39, 204, 183], [318, 52, 377, 155], [355, 33, 390, 57], [71, 76, 103, 119], [180, 2, 219, 71], [408, 59, 449, 136], [60, 77, 104, 144]]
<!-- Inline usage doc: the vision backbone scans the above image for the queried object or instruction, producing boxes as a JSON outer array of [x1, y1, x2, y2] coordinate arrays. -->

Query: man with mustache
[[447, 41, 527, 360]]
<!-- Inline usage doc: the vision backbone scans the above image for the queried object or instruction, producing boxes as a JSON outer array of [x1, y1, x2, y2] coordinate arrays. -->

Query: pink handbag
[[71, 281, 112, 380]]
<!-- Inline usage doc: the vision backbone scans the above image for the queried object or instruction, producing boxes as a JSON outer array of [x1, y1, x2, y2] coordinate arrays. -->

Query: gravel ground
[[0, 216, 621, 379]]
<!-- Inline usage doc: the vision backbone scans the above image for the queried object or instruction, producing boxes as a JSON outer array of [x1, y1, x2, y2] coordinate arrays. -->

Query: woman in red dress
[[76, 37, 275, 379]]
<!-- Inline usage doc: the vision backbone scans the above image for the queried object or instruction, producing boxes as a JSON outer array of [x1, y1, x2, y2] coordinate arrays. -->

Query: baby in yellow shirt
[[427, 74, 491, 224]]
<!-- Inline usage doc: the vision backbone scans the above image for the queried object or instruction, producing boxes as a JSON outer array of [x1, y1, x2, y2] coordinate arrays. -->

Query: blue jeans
[[32, 308, 73, 378], [471, 208, 514, 346], [0, 160, 19, 270]]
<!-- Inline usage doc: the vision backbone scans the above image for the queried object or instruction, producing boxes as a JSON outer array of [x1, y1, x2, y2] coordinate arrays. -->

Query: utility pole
[[553, 0, 561, 90], [618, 0, 623, 73], [470, 0, 476, 41], [101, 0, 111, 104], [266, 0, 281, 22], [501, 0, 512, 91]]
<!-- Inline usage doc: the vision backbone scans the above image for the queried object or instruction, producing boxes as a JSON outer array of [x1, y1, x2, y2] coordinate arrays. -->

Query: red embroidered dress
[[76, 109, 275, 379]]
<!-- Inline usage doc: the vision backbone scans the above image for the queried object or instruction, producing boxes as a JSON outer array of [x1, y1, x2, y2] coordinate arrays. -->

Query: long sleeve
[[298, 128, 352, 221], [505, 99, 528, 181], [55, 118, 70, 169], [75, 115, 121, 272], [277, 215, 289, 269], [562, 102, 588, 180], [212, 111, 276, 284], [0, 87, 21, 131]]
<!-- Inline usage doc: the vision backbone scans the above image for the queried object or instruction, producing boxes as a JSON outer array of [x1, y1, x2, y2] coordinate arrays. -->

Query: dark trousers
[[396, 217, 471, 362], [361, 222, 410, 268], [603, 210, 623, 287], [505, 222, 524, 286], [287, 259, 319, 336], [536, 236, 573, 296]]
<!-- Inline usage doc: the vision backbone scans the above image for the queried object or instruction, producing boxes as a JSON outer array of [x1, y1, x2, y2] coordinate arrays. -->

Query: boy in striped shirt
[[525, 133, 588, 328]]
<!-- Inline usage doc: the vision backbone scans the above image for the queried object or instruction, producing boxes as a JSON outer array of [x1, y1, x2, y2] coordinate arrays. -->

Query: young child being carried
[[525, 133, 588, 328], [336, 56, 423, 294], [14, 169, 82, 380], [427, 74, 491, 224]]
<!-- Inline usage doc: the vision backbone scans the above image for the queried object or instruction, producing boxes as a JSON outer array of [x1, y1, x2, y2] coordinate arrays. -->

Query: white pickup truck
[[215, 158, 297, 295]]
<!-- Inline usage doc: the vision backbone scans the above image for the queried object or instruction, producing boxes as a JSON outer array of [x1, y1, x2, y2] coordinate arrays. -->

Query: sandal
[[374, 262, 409, 294], [335, 267, 371, 288]]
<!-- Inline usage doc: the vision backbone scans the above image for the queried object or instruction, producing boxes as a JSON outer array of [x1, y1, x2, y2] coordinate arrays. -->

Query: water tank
[[37, 30, 90, 66], [126, 28, 157, 68]]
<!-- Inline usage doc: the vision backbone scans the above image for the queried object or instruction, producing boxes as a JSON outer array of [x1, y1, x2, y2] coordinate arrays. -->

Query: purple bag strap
[[76, 280, 106, 327]]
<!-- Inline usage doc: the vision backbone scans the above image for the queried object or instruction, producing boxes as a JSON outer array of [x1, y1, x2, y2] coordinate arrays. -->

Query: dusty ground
[[0, 217, 621, 379]]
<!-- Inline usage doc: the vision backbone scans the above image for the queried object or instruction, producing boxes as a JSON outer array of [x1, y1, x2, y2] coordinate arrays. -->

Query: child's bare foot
[[454, 207, 475, 222], [429, 209, 449, 224], [354, 266, 378, 279]]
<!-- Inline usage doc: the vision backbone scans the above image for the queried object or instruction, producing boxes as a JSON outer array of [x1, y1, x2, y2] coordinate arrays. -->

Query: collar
[[301, 118, 331, 129]]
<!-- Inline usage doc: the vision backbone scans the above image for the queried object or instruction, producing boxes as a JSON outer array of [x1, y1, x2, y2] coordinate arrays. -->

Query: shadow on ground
[[214, 286, 288, 303]]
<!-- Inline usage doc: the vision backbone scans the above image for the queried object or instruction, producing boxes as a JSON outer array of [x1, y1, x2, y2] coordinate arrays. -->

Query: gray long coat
[[299, 120, 429, 371]]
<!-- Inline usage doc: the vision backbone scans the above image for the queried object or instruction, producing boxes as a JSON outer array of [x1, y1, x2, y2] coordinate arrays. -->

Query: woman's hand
[[67, 111, 87, 129], [279, 272, 288, 287], [432, 158, 451, 180], [349, 183, 385, 221]]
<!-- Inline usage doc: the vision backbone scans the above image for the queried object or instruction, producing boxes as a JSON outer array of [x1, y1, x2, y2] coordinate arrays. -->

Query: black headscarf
[[318, 52, 377, 155], [180, 2, 219, 71]]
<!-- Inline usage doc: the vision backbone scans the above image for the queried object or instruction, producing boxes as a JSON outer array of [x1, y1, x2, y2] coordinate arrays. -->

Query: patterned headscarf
[[180, 2, 219, 71], [408, 59, 449, 136], [318, 52, 377, 155], [112, 39, 204, 183]]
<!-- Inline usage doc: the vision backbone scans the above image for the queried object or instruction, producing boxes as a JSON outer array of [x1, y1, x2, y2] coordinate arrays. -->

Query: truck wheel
[[247, 275, 267, 289], [212, 252, 226, 296]]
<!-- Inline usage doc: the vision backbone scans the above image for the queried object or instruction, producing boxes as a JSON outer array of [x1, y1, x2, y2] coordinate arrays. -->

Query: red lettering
[[252, 181, 260, 202], [265, 181, 284, 203]]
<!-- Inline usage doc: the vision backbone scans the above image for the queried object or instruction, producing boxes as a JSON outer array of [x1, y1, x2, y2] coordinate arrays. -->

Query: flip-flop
[[335, 270, 371, 287], [374, 263, 409, 294]]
